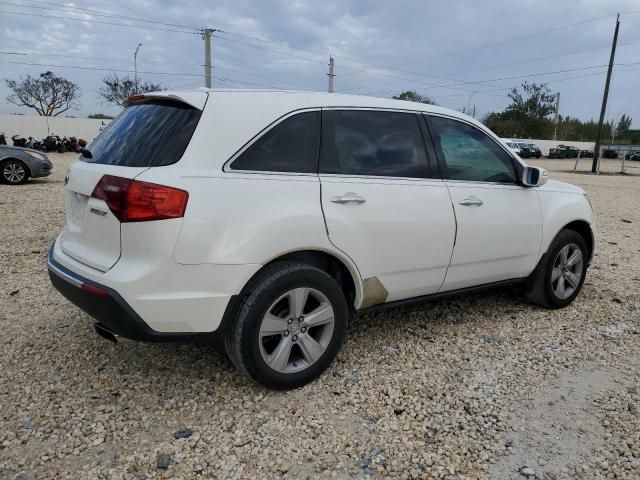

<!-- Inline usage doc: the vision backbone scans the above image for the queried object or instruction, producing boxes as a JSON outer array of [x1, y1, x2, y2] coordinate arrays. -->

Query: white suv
[[48, 90, 595, 389]]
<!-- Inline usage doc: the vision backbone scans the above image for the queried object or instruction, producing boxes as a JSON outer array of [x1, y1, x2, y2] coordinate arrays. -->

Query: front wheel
[[524, 229, 588, 308], [225, 262, 348, 389], [1, 159, 29, 184]]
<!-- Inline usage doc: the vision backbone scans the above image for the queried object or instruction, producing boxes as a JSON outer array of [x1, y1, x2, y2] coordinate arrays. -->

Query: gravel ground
[[1, 154, 639, 479]]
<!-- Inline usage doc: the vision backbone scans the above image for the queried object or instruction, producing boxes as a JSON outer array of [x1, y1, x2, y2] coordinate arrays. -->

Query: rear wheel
[[525, 229, 588, 308], [1, 159, 29, 184], [225, 262, 348, 389]]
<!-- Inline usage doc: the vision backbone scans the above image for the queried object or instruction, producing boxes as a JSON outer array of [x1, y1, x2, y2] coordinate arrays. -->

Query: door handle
[[330, 193, 366, 205], [458, 196, 483, 207]]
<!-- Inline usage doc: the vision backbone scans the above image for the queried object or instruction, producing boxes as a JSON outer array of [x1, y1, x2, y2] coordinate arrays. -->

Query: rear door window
[[320, 110, 432, 178], [84, 100, 202, 167], [230, 111, 320, 173]]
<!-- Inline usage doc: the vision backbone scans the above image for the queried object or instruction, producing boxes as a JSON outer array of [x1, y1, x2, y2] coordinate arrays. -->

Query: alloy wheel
[[3, 162, 26, 183], [258, 287, 335, 374], [551, 243, 583, 300]]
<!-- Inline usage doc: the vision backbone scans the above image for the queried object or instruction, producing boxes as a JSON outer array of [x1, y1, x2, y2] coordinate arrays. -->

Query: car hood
[[537, 179, 585, 195], [0, 145, 46, 156]]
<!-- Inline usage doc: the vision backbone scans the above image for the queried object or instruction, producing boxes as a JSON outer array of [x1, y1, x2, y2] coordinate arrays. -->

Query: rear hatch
[[59, 92, 206, 271]]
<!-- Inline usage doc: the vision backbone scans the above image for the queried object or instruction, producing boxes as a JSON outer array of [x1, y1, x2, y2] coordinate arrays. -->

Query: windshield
[[83, 99, 202, 167]]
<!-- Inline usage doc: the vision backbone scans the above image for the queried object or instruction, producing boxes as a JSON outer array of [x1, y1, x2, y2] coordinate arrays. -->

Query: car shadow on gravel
[[46, 286, 533, 397]]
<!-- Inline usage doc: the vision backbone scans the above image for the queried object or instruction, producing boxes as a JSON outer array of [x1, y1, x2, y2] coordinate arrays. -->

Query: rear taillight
[[91, 175, 188, 222]]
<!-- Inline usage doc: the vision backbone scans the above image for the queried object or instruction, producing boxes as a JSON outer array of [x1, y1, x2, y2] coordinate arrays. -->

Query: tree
[[392, 90, 437, 105], [615, 114, 632, 140], [506, 82, 556, 119], [483, 82, 556, 138], [98, 74, 163, 106], [5, 71, 80, 116]]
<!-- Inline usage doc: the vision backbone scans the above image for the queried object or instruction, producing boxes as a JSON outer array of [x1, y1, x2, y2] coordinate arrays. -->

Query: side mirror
[[522, 166, 548, 187]]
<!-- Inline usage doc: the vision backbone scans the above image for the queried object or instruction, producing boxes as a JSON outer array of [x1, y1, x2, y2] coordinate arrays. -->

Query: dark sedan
[[0, 145, 52, 184], [624, 151, 640, 161]]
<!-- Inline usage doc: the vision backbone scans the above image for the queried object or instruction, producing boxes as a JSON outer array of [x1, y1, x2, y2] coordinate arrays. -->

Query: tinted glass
[[320, 110, 431, 178], [231, 111, 319, 173], [428, 116, 517, 183], [84, 100, 201, 167]]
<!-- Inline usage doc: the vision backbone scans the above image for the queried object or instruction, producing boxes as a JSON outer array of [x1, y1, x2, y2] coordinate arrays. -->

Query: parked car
[[516, 142, 533, 158], [503, 140, 521, 156], [548, 145, 580, 159], [580, 150, 594, 158], [526, 143, 542, 158], [602, 149, 618, 159], [0, 145, 52, 184], [47, 90, 595, 389], [624, 151, 640, 161]]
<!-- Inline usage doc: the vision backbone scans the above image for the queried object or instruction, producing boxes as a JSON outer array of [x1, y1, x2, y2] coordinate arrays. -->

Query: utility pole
[[552, 92, 560, 140], [327, 56, 335, 93], [592, 14, 620, 174], [134, 43, 142, 94], [202, 28, 214, 88]]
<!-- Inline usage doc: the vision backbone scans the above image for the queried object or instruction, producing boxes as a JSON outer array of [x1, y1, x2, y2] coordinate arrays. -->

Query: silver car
[[0, 145, 52, 184]]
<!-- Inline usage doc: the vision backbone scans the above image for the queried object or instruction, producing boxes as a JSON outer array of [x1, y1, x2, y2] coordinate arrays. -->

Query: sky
[[0, 0, 639, 126]]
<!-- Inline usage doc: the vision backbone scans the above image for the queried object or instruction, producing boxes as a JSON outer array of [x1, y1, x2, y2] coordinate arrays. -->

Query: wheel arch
[[1, 157, 32, 177], [561, 220, 595, 265], [260, 249, 362, 310], [233, 248, 363, 313]]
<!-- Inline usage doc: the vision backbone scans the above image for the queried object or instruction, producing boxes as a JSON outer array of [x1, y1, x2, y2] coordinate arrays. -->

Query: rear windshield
[[83, 99, 202, 167]]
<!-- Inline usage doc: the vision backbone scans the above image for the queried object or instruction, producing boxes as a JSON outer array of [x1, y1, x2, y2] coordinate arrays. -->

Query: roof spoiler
[[124, 91, 208, 110]]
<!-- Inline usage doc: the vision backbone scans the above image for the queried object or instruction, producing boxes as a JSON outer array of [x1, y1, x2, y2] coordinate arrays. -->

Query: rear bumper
[[47, 245, 239, 343]]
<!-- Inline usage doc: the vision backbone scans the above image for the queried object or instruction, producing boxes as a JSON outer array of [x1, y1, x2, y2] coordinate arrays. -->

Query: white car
[[503, 140, 521, 156], [48, 90, 595, 389]]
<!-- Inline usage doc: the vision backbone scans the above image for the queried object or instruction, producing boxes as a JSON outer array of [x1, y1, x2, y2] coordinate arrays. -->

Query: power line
[[2, 60, 203, 77], [0, 9, 199, 34], [213, 34, 512, 97], [335, 11, 640, 85], [0, 0, 202, 30], [0, 50, 204, 67], [215, 30, 328, 59], [361, 66, 638, 99], [445, 42, 640, 77], [0, 51, 316, 89], [213, 35, 327, 65], [391, 13, 619, 68], [438, 62, 640, 88], [336, 39, 640, 97]]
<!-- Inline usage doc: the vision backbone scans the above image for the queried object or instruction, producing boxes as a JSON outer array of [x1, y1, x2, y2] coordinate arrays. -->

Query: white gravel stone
[[0, 155, 639, 479]]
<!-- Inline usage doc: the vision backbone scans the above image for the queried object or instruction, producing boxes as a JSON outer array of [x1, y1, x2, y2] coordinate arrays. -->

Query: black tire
[[1, 159, 29, 185], [224, 261, 348, 390], [524, 229, 588, 309]]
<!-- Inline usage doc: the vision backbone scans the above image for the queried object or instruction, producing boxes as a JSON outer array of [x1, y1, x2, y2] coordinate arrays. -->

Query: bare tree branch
[[97, 74, 164, 107], [4, 71, 80, 116]]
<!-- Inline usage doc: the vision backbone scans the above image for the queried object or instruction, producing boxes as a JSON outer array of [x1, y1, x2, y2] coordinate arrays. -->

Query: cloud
[[0, 0, 638, 122]]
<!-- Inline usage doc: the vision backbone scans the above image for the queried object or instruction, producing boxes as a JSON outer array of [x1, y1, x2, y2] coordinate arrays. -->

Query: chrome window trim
[[318, 172, 445, 184], [224, 107, 442, 179]]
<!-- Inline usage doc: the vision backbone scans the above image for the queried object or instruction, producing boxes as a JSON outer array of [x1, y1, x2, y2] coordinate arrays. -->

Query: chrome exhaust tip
[[94, 324, 134, 345]]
